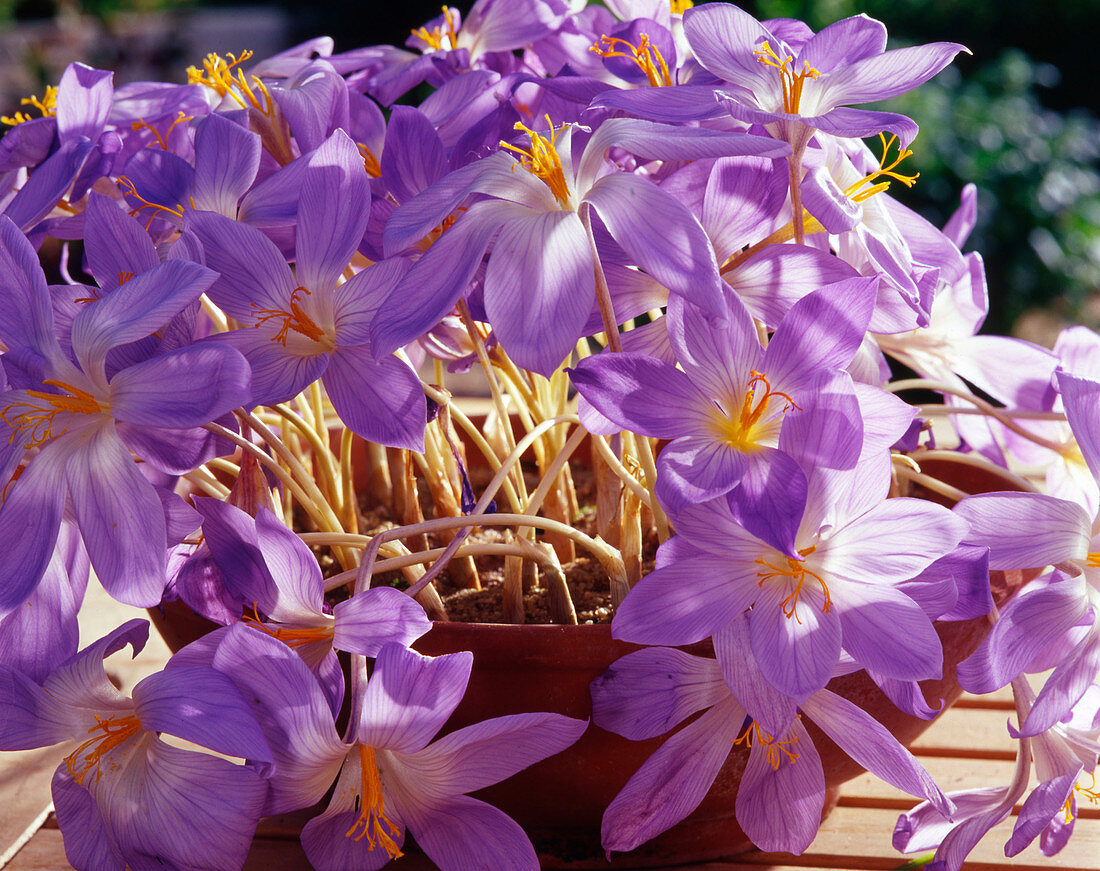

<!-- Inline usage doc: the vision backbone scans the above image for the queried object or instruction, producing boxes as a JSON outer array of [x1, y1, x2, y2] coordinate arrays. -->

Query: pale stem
[[888, 378, 1070, 454], [339, 427, 357, 533], [788, 147, 806, 245], [525, 424, 587, 516], [581, 202, 622, 353], [909, 449, 1042, 494], [182, 468, 230, 499], [893, 465, 969, 503], [590, 434, 654, 509], [631, 432, 671, 541], [916, 404, 1067, 421], [269, 402, 341, 512]]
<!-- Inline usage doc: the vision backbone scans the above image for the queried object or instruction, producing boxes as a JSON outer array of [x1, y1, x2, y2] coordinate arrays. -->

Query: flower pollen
[[346, 745, 404, 859], [707, 369, 799, 452], [755, 545, 832, 622], [733, 720, 800, 769], [590, 33, 672, 87], [500, 116, 572, 207], [754, 41, 819, 114], [242, 605, 334, 648], [670, 0, 693, 13], [64, 714, 143, 784], [250, 286, 329, 348], [1, 380, 104, 448]]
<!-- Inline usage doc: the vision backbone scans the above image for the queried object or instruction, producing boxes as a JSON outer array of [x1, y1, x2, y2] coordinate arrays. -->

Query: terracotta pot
[[151, 450, 1028, 867]]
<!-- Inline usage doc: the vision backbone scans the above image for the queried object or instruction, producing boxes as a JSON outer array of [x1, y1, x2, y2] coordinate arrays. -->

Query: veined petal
[[332, 587, 431, 656], [803, 689, 952, 816], [714, 616, 798, 735], [108, 344, 250, 428], [837, 582, 943, 682], [0, 214, 57, 356], [602, 696, 744, 855], [1019, 634, 1100, 737], [1058, 371, 1100, 483], [214, 327, 330, 407], [323, 347, 426, 450], [381, 106, 445, 205], [586, 173, 724, 317], [399, 793, 539, 871], [750, 579, 841, 701], [40, 618, 147, 712], [799, 14, 887, 72], [64, 425, 167, 606], [953, 492, 1090, 570], [655, 436, 749, 515], [253, 507, 325, 620], [591, 647, 728, 741], [55, 63, 113, 141], [808, 106, 919, 148], [736, 716, 824, 854], [591, 85, 733, 123], [682, 4, 774, 93], [82, 192, 159, 288], [296, 130, 371, 295], [819, 42, 968, 106], [727, 449, 808, 558], [51, 769, 126, 871], [483, 209, 593, 377], [358, 643, 471, 755], [191, 113, 261, 217]]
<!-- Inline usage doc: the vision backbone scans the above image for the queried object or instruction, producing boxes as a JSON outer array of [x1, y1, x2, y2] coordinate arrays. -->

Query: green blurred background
[[2, 0, 1098, 339]]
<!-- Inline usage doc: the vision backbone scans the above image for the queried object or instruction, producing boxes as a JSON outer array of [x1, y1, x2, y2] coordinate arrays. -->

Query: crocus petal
[[0, 440, 67, 617], [682, 4, 773, 92], [0, 663, 85, 749], [41, 618, 148, 711], [332, 587, 431, 656], [108, 343, 250, 428], [957, 570, 1091, 693], [750, 579, 841, 701], [323, 346, 426, 450], [399, 793, 539, 871], [1058, 371, 1100, 482], [1006, 775, 1077, 857], [0, 214, 57, 356], [730, 243, 861, 328], [809, 106, 919, 148], [612, 550, 760, 646], [591, 646, 728, 740], [714, 616, 798, 735], [655, 436, 749, 514], [602, 696, 744, 854], [803, 689, 953, 816], [819, 42, 968, 105], [55, 63, 113, 141], [82, 192, 159, 288], [191, 113, 261, 216], [736, 716, 824, 854], [954, 492, 1090, 570], [591, 85, 733, 123], [51, 770, 126, 871], [332, 256, 410, 347], [65, 426, 167, 606], [358, 643, 472, 754], [70, 260, 217, 384], [1019, 634, 1100, 737], [586, 172, 724, 317], [253, 506, 326, 619], [838, 582, 943, 681], [800, 14, 887, 72], [569, 352, 708, 439], [4, 136, 93, 232], [381, 105, 445, 204], [296, 130, 371, 294], [192, 498, 276, 615], [132, 666, 271, 767], [727, 448, 808, 558], [214, 326, 330, 407]]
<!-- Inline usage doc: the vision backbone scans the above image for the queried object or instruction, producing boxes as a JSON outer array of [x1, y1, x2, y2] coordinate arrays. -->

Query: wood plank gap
[[909, 746, 1016, 761], [951, 698, 1016, 711], [729, 851, 903, 870]]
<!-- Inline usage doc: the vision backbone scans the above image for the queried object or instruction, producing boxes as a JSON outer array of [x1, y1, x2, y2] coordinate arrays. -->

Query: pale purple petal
[[191, 113, 261, 216], [655, 436, 748, 514], [296, 130, 370, 294], [324, 346, 426, 450], [253, 507, 326, 619], [799, 14, 887, 72], [4, 137, 94, 232], [591, 647, 728, 740], [1059, 371, 1100, 482], [750, 579, 841, 700], [81, 192, 159, 289], [332, 587, 431, 656], [602, 696, 744, 854], [682, 4, 773, 92], [0, 214, 57, 355], [400, 793, 539, 871], [1019, 634, 1100, 737], [702, 156, 788, 261], [736, 716, 824, 854], [803, 688, 952, 816], [837, 582, 943, 681], [1006, 775, 1077, 857], [591, 85, 732, 123], [40, 618, 147, 712], [819, 42, 968, 105], [953, 492, 1090, 570], [55, 63, 113, 141], [482, 209, 593, 376], [358, 643, 472, 754], [332, 256, 410, 347], [714, 616, 798, 735], [809, 106, 919, 148], [726, 448, 808, 558], [381, 106, 445, 204]]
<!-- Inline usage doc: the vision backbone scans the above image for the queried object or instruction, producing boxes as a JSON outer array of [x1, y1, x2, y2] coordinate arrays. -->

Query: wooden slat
[[0, 746, 64, 864], [908, 706, 1018, 758]]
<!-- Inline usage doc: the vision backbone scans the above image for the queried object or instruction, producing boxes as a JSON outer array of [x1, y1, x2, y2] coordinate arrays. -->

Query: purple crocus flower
[[0, 216, 250, 615], [372, 115, 789, 376], [570, 278, 875, 521], [301, 642, 588, 871], [186, 128, 428, 450], [593, 619, 951, 855], [0, 619, 272, 871]]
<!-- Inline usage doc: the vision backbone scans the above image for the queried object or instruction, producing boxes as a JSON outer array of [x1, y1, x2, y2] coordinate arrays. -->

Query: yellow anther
[[250, 286, 328, 347], [242, 604, 333, 648], [499, 116, 572, 206], [707, 370, 800, 453], [64, 714, 144, 784], [590, 33, 672, 88], [843, 133, 919, 203], [357, 143, 382, 178], [1, 380, 104, 448], [733, 720, 800, 769], [411, 6, 459, 52], [2, 86, 58, 126], [671, 0, 693, 13], [754, 40, 819, 114], [755, 545, 832, 622], [345, 745, 404, 859]]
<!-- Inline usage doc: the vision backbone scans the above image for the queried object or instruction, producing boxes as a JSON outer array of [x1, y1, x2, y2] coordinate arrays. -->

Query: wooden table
[[3, 585, 1098, 871]]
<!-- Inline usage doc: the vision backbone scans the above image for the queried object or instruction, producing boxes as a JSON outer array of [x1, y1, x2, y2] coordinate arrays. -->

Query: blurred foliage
[[746, 0, 1100, 334]]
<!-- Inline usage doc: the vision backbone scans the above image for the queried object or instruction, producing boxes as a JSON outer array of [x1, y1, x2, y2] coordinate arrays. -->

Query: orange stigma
[[733, 720, 800, 769], [843, 133, 919, 203], [242, 604, 333, 649], [357, 143, 382, 178], [1, 380, 103, 448], [500, 116, 572, 207], [345, 745, 404, 859], [64, 714, 144, 784], [755, 545, 832, 622], [116, 176, 184, 229], [754, 41, 820, 114], [250, 286, 329, 347], [708, 370, 800, 453], [590, 33, 672, 87]]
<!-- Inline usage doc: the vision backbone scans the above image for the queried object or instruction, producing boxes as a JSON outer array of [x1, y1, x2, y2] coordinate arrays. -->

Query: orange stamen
[[2, 86, 57, 126], [116, 175, 184, 229], [357, 143, 382, 178], [843, 133, 919, 203], [1, 380, 103, 448], [500, 116, 571, 207], [733, 720, 800, 769], [411, 6, 459, 51], [64, 714, 143, 784], [249, 286, 328, 346], [590, 33, 672, 87], [242, 604, 334, 648], [345, 745, 404, 859], [754, 545, 832, 622], [131, 111, 193, 150], [754, 41, 819, 114]]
